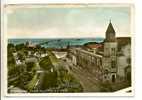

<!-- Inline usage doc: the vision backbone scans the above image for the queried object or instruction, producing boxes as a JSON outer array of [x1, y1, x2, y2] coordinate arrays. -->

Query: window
[[111, 60, 116, 68], [105, 48, 109, 57], [111, 48, 115, 55]]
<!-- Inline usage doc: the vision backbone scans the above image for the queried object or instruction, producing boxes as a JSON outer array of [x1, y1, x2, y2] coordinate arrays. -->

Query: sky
[[6, 5, 132, 38]]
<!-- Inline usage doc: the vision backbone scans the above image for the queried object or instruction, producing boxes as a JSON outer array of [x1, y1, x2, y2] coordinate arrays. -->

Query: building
[[117, 38, 131, 80], [68, 47, 103, 81], [26, 41, 36, 48], [103, 21, 118, 83], [68, 21, 131, 84]]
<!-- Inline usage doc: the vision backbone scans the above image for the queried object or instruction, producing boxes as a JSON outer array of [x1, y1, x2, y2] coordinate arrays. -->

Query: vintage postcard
[[2, 4, 134, 96]]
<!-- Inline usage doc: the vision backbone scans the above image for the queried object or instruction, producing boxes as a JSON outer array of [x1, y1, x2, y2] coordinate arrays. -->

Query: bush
[[40, 71, 58, 90], [26, 62, 36, 72]]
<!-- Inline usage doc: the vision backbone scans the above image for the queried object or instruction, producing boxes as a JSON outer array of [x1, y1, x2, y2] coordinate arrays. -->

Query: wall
[[117, 44, 131, 77]]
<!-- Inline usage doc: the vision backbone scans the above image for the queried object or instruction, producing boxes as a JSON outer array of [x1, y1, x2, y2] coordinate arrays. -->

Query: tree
[[26, 61, 36, 72], [17, 71, 33, 89], [58, 67, 83, 92], [17, 52, 25, 62], [40, 71, 58, 91], [8, 43, 15, 50], [36, 44, 41, 51], [23, 50, 28, 56], [39, 56, 53, 70], [15, 43, 25, 51], [7, 50, 16, 66]]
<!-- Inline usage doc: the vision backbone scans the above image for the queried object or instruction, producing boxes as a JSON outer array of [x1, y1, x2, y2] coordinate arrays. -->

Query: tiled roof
[[85, 44, 103, 49], [83, 37, 131, 52], [83, 42, 104, 51]]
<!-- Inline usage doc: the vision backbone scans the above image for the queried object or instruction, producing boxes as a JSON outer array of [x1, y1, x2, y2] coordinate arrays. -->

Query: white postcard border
[[1, 3, 135, 97]]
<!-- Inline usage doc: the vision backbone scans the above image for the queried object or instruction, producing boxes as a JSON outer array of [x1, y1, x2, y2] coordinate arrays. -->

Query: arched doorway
[[112, 75, 115, 83]]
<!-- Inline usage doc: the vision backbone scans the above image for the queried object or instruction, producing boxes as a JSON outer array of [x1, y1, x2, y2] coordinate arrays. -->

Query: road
[[59, 58, 103, 92]]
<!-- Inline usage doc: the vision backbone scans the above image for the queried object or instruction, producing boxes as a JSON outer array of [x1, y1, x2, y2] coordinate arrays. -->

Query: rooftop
[[117, 37, 131, 51]]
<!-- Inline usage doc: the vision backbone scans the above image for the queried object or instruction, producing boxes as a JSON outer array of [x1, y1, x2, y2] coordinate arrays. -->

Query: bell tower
[[105, 20, 116, 42], [103, 21, 117, 83]]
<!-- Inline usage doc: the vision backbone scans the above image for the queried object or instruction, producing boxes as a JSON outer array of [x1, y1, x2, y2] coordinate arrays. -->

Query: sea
[[8, 38, 104, 48]]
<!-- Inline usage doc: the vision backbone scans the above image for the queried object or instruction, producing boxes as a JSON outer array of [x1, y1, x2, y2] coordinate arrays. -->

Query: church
[[67, 21, 131, 85]]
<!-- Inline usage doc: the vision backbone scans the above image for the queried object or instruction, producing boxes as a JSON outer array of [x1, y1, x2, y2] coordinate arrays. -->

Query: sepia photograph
[[4, 4, 134, 96]]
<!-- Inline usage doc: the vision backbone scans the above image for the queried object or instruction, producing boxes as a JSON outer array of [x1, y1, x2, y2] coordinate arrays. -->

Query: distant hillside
[[84, 41, 104, 46]]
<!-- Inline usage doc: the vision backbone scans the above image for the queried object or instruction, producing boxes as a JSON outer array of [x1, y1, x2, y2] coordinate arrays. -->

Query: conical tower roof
[[106, 21, 115, 34], [105, 21, 116, 42]]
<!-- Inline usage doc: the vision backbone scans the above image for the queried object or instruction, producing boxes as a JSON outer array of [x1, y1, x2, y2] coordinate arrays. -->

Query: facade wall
[[103, 42, 117, 83], [69, 48, 103, 81], [75, 49, 102, 68], [117, 56, 128, 77], [117, 44, 131, 77], [104, 42, 117, 57]]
